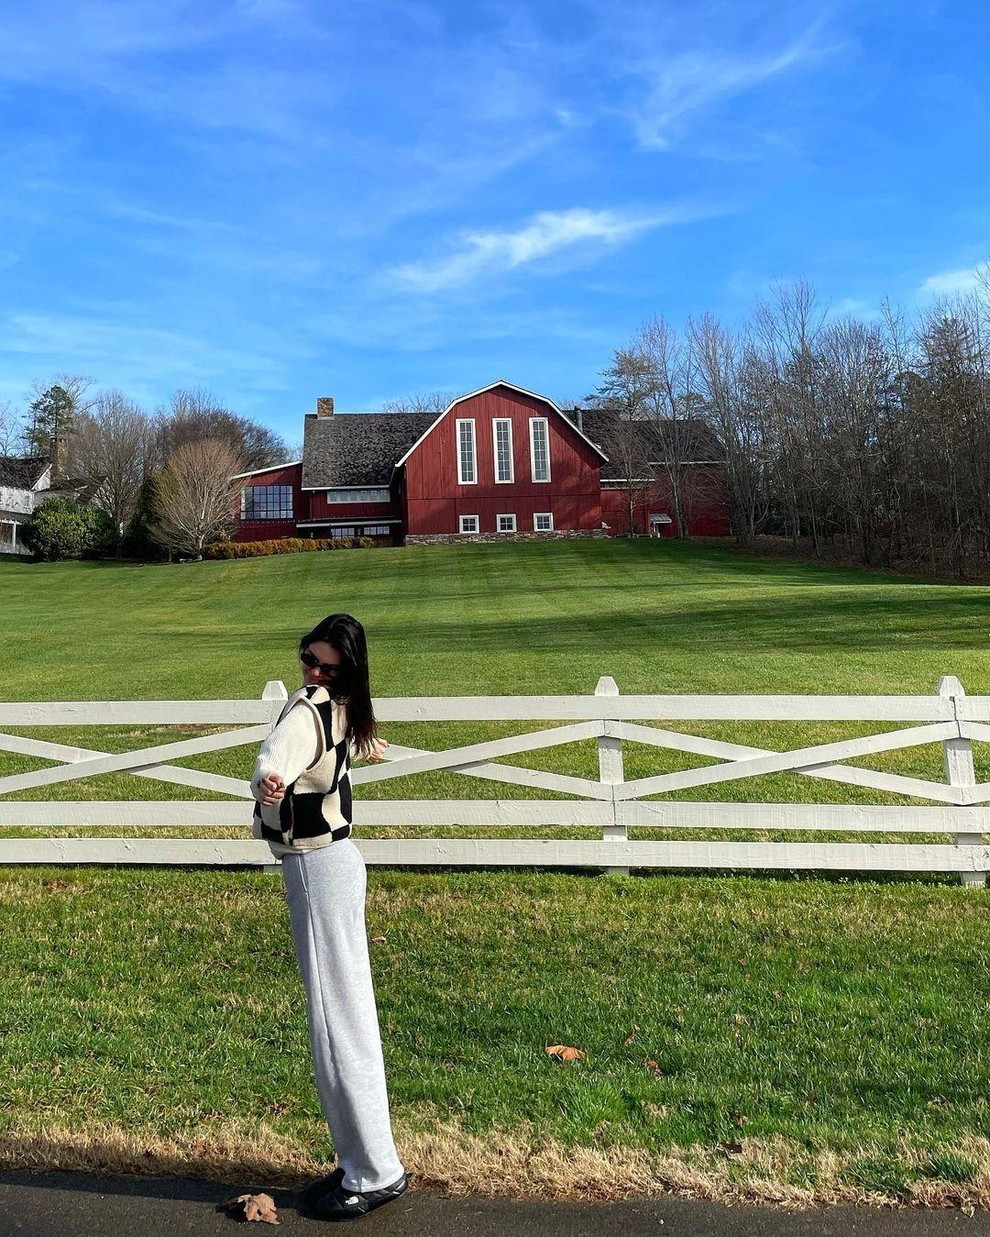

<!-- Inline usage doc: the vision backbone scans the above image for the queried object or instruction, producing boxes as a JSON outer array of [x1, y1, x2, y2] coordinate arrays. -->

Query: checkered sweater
[[251, 684, 354, 857]]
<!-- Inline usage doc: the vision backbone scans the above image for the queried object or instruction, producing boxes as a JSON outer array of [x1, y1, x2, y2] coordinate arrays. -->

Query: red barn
[[230, 381, 729, 545]]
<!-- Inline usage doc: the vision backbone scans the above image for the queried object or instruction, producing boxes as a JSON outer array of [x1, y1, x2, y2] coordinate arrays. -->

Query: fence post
[[260, 681, 289, 873], [263, 680, 289, 728], [596, 675, 628, 876], [937, 675, 986, 888]]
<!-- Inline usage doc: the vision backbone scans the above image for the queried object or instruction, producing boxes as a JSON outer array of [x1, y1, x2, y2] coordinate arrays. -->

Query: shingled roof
[[302, 412, 438, 488], [0, 455, 49, 490], [561, 409, 723, 481]]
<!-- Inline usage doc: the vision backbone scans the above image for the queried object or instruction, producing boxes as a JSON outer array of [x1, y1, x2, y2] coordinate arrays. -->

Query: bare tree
[[690, 314, 768, 546], [156, 388, 287, 471], [0, 401, 24, 456], [380, 391, 461, 415], [72, 390, 156, 536], [151, 439, 244, 557]]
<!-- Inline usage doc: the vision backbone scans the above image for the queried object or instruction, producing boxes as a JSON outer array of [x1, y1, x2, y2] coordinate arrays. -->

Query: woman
[[251, 613, 407, 1222]]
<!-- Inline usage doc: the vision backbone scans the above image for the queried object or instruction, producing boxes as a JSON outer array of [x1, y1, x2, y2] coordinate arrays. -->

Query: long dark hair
[[299, 613, 378, 758]]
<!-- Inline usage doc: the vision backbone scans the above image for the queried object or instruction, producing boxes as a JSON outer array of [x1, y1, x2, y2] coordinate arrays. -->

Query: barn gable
[[395, 381, 609, 469]]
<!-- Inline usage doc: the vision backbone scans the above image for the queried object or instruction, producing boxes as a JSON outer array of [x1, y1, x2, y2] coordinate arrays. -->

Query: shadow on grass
[[370, 587, 990, 655]]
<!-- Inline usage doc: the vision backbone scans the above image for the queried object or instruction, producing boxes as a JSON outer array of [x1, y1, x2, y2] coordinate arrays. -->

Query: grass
[[2, 539, 990, 1204], [3, 537, 990, 699], [1, 866, 989, 1205]]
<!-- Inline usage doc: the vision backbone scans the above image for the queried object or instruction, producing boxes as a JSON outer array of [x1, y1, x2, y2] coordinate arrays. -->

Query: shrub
[[204, 536, 381, 559], [22, 498, 120, 561]]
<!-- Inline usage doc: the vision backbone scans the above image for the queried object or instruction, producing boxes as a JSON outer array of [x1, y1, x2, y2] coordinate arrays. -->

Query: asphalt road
[[2, 1171, 990, 1237]]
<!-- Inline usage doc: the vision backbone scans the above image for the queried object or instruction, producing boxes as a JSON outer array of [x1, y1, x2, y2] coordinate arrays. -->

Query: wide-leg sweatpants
[[281, 840, 405, 1193]]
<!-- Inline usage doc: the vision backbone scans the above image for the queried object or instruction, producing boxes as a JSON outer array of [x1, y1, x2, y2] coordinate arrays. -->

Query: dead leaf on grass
[[622, 1024, 639, 1045], [644, 1059, 664, 1077], [371, 935, 387, 943], [223, 1192, 279, 1224], [546, 1045, 585, 1062]]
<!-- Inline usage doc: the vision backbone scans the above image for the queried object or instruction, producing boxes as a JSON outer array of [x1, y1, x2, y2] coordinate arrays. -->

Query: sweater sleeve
[[251, 700, 322, 800]]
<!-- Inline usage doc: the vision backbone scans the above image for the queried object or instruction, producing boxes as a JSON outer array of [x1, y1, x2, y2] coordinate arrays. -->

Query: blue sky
[[2, 0, 989, 441]]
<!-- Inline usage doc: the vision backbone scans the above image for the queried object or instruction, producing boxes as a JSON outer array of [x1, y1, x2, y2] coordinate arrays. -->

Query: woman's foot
[[298, 1166, 345, 1211], [309, 1171, 408, 1221]]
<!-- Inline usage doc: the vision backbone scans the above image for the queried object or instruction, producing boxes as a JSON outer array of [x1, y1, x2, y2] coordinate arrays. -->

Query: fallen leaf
[[644, 1058, 664, 1077], [224, 1193, 280, 1224], [622, 1024, 640, 1045], [371, 935, 387, 943], [545, 1044, 585, 1062]]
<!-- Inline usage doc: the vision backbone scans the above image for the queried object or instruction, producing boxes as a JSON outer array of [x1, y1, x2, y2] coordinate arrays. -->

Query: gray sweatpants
[[281, 840, 405, 1193]]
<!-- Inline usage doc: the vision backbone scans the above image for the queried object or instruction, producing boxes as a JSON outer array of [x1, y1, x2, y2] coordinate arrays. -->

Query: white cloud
[[919, 265, 988, 298], [627, 24, 838, 151], [389, 206, 689, 293]]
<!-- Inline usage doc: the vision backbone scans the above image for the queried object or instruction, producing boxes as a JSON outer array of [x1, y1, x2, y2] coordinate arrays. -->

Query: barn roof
[[302, 412, 437, 489], [0, 456, 49, 490], [561, 409, 723, 481]]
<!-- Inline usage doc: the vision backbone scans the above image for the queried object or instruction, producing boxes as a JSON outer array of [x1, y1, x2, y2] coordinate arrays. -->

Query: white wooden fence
[[0, 675, 988, 884]]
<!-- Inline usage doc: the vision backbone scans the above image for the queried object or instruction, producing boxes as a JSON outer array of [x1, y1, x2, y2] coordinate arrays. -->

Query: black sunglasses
[[300, 649, 342, 677]]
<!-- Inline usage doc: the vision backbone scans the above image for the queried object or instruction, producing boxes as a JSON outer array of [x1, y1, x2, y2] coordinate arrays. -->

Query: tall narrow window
[[529, 417, 550, 483], [493, 418, 514, 483], [457, 419, 477, 484]]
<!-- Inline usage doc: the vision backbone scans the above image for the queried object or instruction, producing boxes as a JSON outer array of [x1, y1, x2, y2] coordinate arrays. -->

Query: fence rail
[[0, 675, 987, 884]]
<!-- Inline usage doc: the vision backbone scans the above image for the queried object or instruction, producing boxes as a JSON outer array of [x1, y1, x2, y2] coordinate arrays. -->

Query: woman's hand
[[367, 737, 389, 764], [259, 773, 286, 805]]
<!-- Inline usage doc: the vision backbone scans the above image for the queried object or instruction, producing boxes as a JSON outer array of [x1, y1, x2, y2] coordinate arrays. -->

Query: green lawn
[[2, 537, 989, 699], [1, 540, 989, 1204]]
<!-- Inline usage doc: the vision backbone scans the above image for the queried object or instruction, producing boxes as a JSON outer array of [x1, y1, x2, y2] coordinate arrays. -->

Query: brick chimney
[[49, 433, 69, 483], [316, 397, 335, 418]]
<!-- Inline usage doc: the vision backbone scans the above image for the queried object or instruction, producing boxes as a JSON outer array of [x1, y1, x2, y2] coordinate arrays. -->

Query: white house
[[0, 456, 52, 554], [0, 436, 98, 555]]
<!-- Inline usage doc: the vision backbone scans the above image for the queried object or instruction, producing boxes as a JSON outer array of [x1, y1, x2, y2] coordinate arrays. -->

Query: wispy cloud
[[919, 264, 988, 298], [0, 309, 293, 409], [625, 22, 839, 151], [389, 206, 694, 293]]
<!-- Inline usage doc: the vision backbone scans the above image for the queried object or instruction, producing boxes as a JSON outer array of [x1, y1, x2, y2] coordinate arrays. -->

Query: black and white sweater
[[250, 684, 353, 856]]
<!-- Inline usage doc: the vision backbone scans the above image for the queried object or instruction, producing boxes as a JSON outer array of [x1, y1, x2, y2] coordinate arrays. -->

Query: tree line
[[0, 379, 289, 559], [589, 273, 990, 576]]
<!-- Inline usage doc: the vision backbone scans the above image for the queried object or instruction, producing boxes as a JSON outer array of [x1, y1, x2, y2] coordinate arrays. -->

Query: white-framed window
[[459, 514, 480, 534], [496, 514, 516, 533], [456, 419, 477, 484], [327, 488, 390, 504], [534, 512, 554, 532], [492, 418, 514, 483], [332, 526, 356, 537], [362, 525, 392, 536], [529, 417, 550, 482]]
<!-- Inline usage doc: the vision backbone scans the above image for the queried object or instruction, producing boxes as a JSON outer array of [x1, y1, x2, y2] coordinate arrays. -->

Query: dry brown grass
[[2, 1120, 989, 1211]]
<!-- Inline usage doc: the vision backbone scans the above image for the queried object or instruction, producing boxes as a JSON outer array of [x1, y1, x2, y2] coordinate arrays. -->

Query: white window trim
[[496, 513, 517, 533], [456, 418, 477, 485], [529, 417, 551, 483], [459, 514, 480, 535], [534, 512, 554, 532], [492, 418, 514, 484]]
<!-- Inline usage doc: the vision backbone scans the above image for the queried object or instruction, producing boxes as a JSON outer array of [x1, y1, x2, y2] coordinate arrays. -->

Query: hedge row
[[204, 536, 382, 559]]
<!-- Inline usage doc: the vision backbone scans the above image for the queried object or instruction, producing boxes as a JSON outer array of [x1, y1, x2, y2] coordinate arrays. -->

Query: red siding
[[600, 468, 730, 537], [233, 462, 304, 542], [306, 493, 396, 522], [404, 386, 602, 535]]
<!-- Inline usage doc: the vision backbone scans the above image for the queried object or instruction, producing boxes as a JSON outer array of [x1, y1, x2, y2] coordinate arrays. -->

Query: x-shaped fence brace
[[0, 675, 988, 808]]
